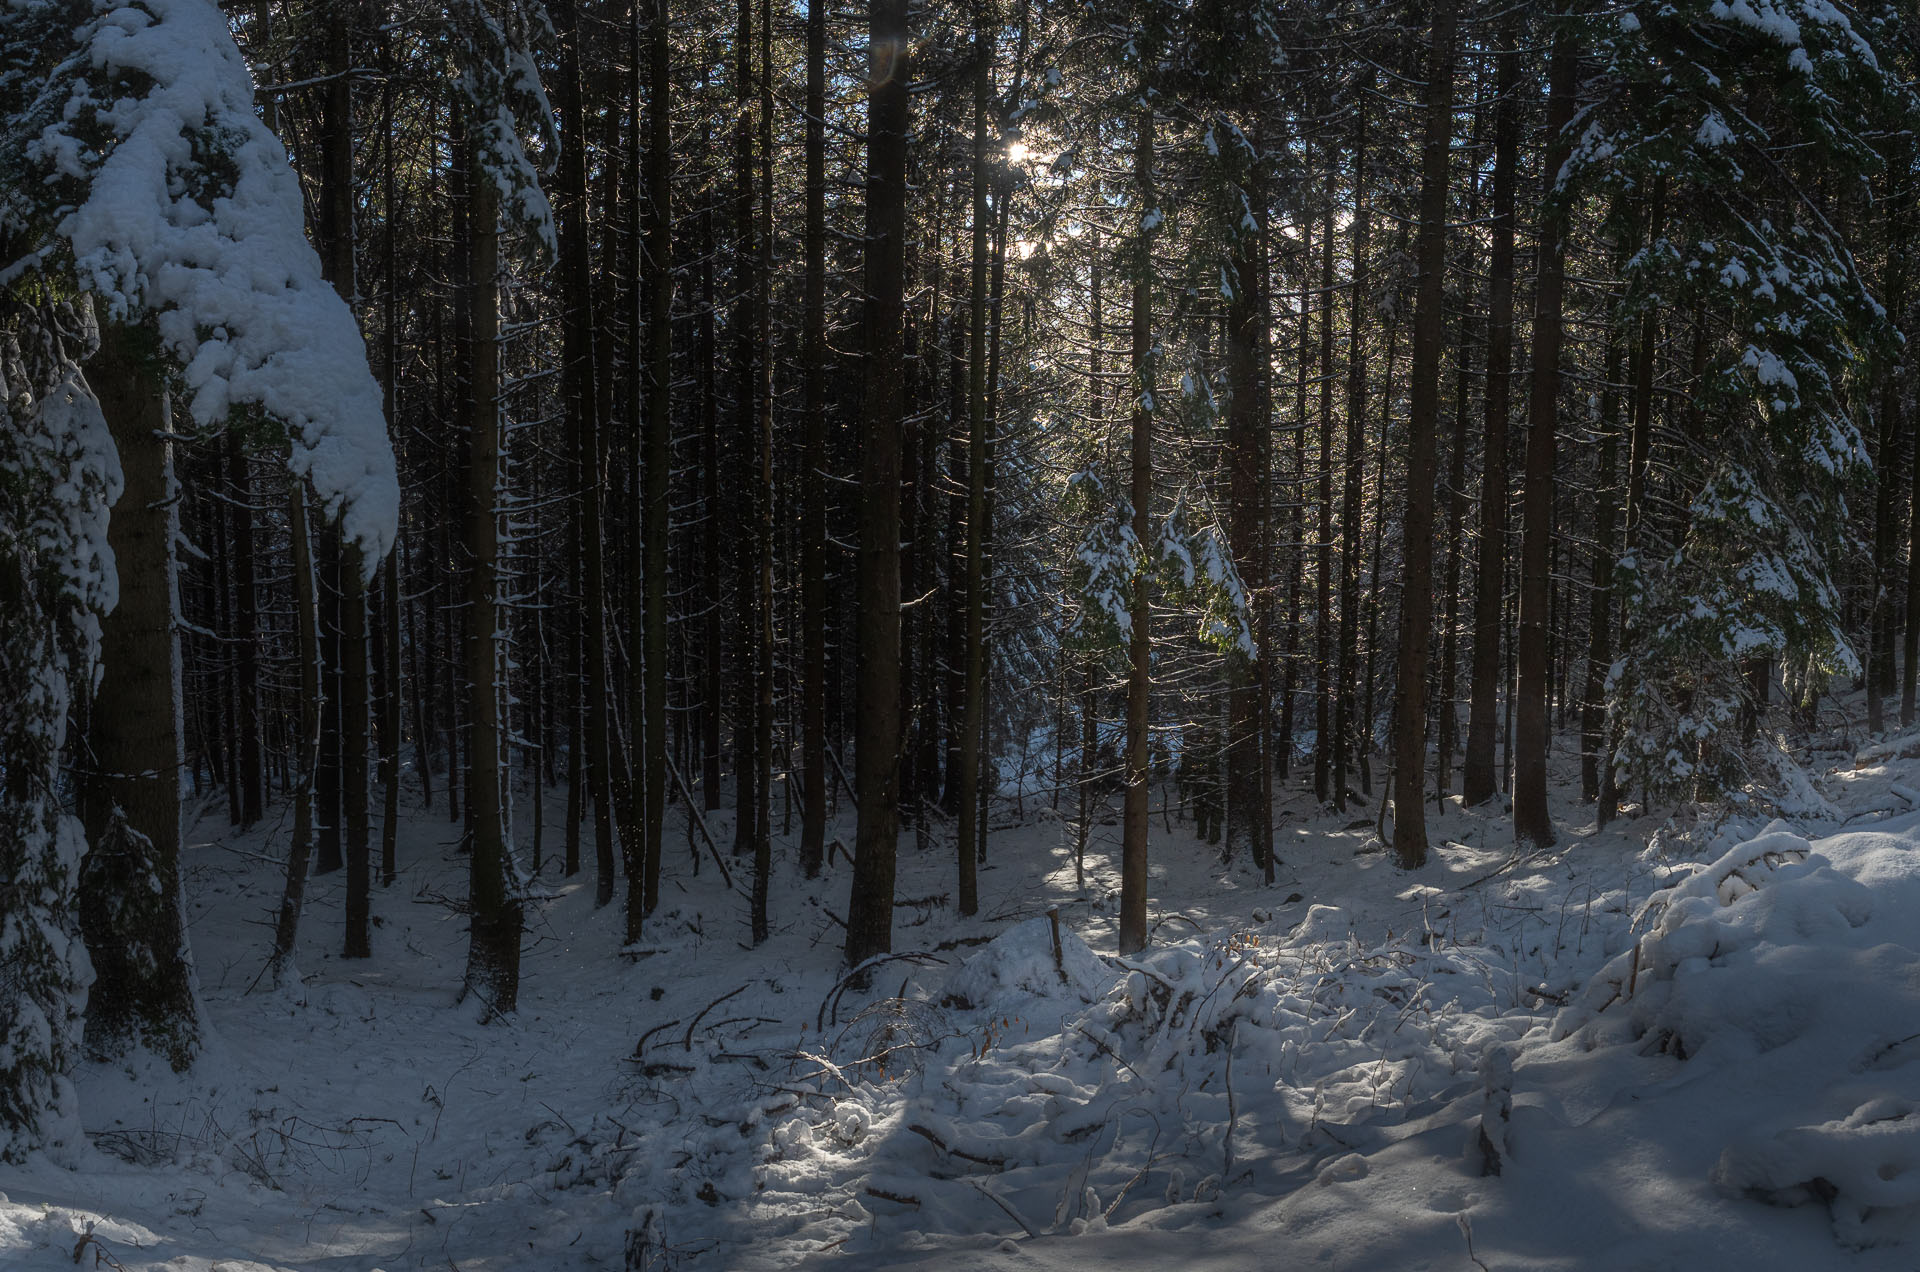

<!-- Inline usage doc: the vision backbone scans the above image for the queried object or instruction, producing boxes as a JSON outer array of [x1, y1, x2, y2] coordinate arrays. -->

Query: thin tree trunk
[[1120, 103, 1156, 955], [1600, 181, 1666, 827], [1388, 0, 1457, 870], [730, 0, 764, 875], [1312, 179, 1336, 807], [1462, 20, 1519, 808], [268, 480, 322, 992], [1582, 334, 1625, 802], [638, 0, 673, 931], [1512, 37, 1579, 848], [226, 435, 263, 828], [1334, 96, 1369, 815], [957, 11, 993, 918], [799, 0, 829, 878], [553, 0, 619, 911], [1224, 120, 1271, 869]]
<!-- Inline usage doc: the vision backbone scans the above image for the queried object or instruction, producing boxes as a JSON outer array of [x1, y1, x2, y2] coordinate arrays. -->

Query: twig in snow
[[632, 1018, 684, 1058], [72, 1229, 128, 1271], [1458, 1214, 1490, 1272], [685, 985, 749, 1051], [907, 1122, 1008, 1169], [970, 1179, 1039, 1237]]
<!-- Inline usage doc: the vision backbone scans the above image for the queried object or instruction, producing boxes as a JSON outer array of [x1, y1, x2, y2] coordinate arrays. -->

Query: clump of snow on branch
[[27, 0, 398, 562], [451, 0, 559, 260]]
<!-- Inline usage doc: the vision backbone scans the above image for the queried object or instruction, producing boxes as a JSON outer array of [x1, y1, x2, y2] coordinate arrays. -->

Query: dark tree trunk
[[1512, 35, 1579, 850], [636, 0, 673, 933], [1224, 119, 1271, 872], [1334, 98, 1369, 815], [845, 0, 908, 969], [268, 480, 321, 991], [957, 13, 992, 918], [1582, 335, 1625, 802], [80, 324, 200, 1069], [1120, 103, 1156, 955], [1389, 0, 1457, 870], [799, 0, 829, 877], [1312, 180, 1336, 807], [552, 0, 619, 912], [226, 435, 263, 828], [459, 131, 521, 1019], [1462, 21, 1519, 808]]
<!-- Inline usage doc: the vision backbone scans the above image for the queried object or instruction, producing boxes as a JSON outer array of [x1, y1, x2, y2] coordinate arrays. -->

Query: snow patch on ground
[[8, 723, 1920, 1269]]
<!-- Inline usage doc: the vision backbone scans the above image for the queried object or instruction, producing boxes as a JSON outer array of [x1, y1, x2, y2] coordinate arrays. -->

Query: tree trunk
[[1600, 181, 1666, 827], [845, 0, 908, 969], [1120, 103, 1156, 955], [799, 0, 829, 878], [637, 0, 673, 932], [1334, 96, 1370, 814], [268, 479, 322, 992], [343, 548, 372, 957], [79, 324, 200, 1068], [1312, 180, 1336, 807], [1581, 334, 1625, 802], [1462, 20, 1519, 808], [1224, 121, 1271, 869], [226, 434, 263, 827], [957, 12, 992, 918], [460, 132, 521, 1019], [552, 0, 619, 911], [1388, 0, 1457, 870], [1512, 36, 1579, 849], [751, 0, 777, 944]]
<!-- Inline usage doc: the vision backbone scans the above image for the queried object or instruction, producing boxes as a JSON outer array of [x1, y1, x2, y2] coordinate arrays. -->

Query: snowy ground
[[9, 723, 1920, 1270]]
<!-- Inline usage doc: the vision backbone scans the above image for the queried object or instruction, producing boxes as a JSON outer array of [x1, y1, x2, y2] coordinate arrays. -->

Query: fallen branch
[[908, 1121, 1008, 1169], [685, 985, 749, 1051], [667, 756, 734, 889]]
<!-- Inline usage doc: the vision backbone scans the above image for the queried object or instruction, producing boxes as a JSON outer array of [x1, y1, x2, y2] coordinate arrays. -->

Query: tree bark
[[1388, 0, 1457, 870], [267, 478, 321, 991], [1224, 120, 1271, 869], [1462, 20, 1519, 808], [1512, 35, 1579, 850], [1120, 103, 1156, 955], [80, 324, 200, 1068], [639, 0, 674, 931], [799, 0, 829, 877], [459, 130, 521, 1018], [957, 12, 993, 918], [845, 0, 908, 968]]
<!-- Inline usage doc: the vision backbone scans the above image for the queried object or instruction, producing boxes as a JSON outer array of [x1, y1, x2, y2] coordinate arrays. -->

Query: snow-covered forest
[[2, 0, 1919, 1267]]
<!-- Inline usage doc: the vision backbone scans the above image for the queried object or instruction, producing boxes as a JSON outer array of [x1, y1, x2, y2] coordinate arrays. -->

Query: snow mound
[[942, 915, 1114, 1007], [1546, 819, 1920, 1248], [1715, 1097, 1920, 1249], [1550, 824, 1877, 1061]]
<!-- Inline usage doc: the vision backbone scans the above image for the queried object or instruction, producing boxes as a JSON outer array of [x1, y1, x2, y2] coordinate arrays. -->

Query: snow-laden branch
[[31, 0, 399, 565]]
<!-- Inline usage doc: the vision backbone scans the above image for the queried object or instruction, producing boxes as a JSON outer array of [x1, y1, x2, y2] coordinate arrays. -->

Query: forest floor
[[8, 718, 1920, 1270]]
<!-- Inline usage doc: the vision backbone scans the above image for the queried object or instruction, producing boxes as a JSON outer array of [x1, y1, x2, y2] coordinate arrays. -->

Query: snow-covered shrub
[[942, 915, 1113, 1010], [1549, 824, 1875, 1060]]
